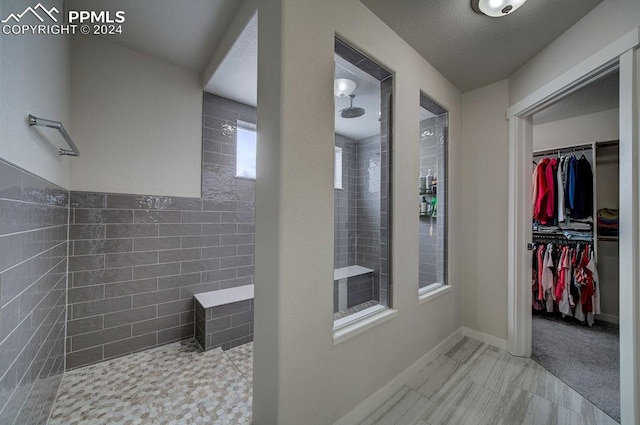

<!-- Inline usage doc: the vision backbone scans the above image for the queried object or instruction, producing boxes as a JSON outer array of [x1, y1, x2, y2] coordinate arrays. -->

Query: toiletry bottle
[[419, 171, 426, 194], [430, 196, 437, 216], [420, 196, 427, 215], [426, 169, 433, 193]]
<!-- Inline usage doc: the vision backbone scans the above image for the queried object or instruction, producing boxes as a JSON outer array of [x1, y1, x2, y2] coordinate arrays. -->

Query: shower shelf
[[334, 265, 374, 281]]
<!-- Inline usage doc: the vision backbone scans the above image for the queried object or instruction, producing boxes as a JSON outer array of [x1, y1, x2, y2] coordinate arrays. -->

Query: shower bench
[[194, 284, 254, 351], [334, 265, 375, 312]]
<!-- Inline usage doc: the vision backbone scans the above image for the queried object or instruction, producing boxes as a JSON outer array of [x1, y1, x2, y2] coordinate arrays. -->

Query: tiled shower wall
[[419, 114, 447, 288], [334, 134, 357, 269], [65, 94, 256, 369], [0, 160, 68, 425]]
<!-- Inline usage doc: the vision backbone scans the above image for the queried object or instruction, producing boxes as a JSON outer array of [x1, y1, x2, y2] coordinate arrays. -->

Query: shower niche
[[333, 38, 392, 326]]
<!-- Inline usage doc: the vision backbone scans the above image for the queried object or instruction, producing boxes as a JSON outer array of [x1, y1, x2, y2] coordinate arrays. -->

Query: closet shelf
[[598, 236, 619, 242]]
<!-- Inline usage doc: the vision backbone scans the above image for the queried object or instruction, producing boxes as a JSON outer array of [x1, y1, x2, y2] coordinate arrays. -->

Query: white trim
[[461, 327, 508, 351], [618, 47, 640, 425], [333, 329, 463, 425], [507, 28, 639, 118], [333, 308, 398, 345], [333, 265, 374, 281], [333, 304, 386, 330], [507, 26, 640, 424], [418, 283, 452, 304]]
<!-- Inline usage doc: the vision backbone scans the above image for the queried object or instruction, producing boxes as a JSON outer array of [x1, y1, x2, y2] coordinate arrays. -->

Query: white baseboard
[[461, 327, 508, 351], [333, 329, 463, 425], [595, 313, 619, 324]]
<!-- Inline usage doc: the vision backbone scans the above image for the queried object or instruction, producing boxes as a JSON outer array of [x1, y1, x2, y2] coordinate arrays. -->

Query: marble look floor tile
[[461, 346, 530, 397], [406, 355, 462, 399], [361, 387, 427, 425], [442, 337, 484, 364], [497, 388, 581, 425], [49, 339, 252, 425], [419, 377, 507, 425]]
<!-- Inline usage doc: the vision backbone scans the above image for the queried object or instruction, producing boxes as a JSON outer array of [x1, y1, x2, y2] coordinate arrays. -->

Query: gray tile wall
[[65, 93, 257, 369], [419, 114, 447, 288], [195, 299, 253, 351], [334, 135, 357, 269], [0, 159, 68, 425], [379, 80, 392, 307]]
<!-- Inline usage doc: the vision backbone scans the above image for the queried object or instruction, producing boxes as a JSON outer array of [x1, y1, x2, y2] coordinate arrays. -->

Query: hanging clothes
[[572, 155, 593, 219]]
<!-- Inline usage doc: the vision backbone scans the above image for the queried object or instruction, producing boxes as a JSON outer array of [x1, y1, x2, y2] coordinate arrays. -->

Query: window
[[236, 121, 257, 179], [418, 94, 448, 292], [334, 147, 343, 189]]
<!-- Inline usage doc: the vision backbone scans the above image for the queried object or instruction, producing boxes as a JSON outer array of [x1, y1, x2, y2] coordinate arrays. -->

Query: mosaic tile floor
[[334, 300, 381, 320], [49, 339, 253, 425]]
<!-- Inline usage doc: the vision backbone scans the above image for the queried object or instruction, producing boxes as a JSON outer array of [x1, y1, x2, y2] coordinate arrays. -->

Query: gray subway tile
[[107, 195, 201, 211], [219, 276, 252, 290], [67, 316, 104, 336], [220, 212, 254, 223], [181, 211, 221, 223], [205, 316, 231, 333], [103, 333, 157, 359], [72, 296, 132, 319], [66, 346, 103, 369], [134, 237, 181, 251], [0, 161, 22, 201], [157, 299, 193, 317], [220, 234, 252, 245], [107, 224, 158, 239], [202, 223, 237, 235], [104, 306, 157, 328], [132, 288, 180, 308], [202, 200, 236, 212], [22, 173, 68, 207], [72, 267, 132, 287], [208, 324, 251, 348], [209, 300, 251, 319], [70, 192, 106, 209], [157, 273, 201, 290], [69, 224, 105, 240], [201, 245, 236, 259], [68, 285, 104, 304], [157, 324, 193, 344], [105, 251, 158, 268], [132, 314, 179, 336], [159, 223, 201, 237], [201, 267, 236, 283], [180, 281, 220, 300], [133, 210, 182, 224], [180, 258, 220, 274], [104, 278, 158, 298], [72, 325, 131, 351], [231, 309, 254, 327], [73, 239, 132, 256], [74, 209, 133, 224], [132, 262, 180, 280], [220, 255, 252, 269], [182, 235, 220, 248], [158, 248, 201, 263], [68, 254, 105, 272]]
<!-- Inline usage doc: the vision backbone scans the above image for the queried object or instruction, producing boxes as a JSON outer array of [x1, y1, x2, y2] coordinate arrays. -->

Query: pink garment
[[544, 159, 557, 221]]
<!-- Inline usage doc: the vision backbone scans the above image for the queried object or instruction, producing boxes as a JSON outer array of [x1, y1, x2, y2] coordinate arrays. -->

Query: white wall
[[509, 0, 640, 105], [0, 0, 70, 188], [533, 109, 619, 150], [461, 79, 510, 341], [254, 0, 463, 423], [69, 36, 202, 197]]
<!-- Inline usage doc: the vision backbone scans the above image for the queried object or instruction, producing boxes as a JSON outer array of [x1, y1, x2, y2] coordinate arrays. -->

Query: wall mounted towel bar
[[28, 114, 79, 157]]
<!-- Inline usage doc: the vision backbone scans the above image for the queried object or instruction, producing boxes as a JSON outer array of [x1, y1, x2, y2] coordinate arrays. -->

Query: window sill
[[418, 283, 452, 305], [234, 175, 256, 181], [333, 308, 398, 345]]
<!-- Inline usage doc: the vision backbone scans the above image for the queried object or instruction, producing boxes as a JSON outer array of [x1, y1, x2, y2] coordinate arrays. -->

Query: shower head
[[339, 94, 365, 119]]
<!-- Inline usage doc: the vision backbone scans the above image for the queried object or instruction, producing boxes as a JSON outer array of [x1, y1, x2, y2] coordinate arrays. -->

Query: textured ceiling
[[533, 71, 619, 125], [359, 0, 603, 92], [67, 0, 242, 72]]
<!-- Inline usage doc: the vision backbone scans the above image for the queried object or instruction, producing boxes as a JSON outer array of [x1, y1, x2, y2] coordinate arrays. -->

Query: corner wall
[[460, 79, 510, 341], [254, 0, 463, 423]]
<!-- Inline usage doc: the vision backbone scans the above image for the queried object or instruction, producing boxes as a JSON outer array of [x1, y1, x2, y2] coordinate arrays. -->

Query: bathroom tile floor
[[48, 339, 253, 425], [359, 337, 619, 425]]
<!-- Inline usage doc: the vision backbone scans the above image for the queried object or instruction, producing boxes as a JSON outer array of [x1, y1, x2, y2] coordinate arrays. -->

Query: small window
[[334, 147, 343, 189], [236, 121, 257, 179]]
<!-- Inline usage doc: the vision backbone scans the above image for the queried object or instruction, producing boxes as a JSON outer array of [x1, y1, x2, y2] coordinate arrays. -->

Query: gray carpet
[[532, 315, 620, 423]]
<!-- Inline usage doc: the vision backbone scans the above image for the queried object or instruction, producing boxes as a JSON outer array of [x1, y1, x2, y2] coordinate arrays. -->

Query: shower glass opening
[[333, 37, 393, 327]]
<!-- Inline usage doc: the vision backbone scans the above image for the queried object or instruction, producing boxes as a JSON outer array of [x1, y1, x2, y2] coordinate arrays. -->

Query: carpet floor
[[532, 314, 620, 423]]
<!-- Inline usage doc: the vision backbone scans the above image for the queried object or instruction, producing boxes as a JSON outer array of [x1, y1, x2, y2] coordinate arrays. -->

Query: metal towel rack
[[28, 114, 79, 157]]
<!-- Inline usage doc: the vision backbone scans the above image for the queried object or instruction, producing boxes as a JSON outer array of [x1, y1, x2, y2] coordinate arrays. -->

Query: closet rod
[[28, 114, 79, 157], [533, 142, 592, 157]]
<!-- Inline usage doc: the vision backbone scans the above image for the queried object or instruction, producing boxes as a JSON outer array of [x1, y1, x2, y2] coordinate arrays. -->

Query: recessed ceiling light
[[471, 0, 527, 17]]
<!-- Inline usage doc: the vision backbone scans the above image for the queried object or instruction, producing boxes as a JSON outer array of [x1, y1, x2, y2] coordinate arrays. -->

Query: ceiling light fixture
[[471, 0, 527, 17], [334, 78, 356, 97]]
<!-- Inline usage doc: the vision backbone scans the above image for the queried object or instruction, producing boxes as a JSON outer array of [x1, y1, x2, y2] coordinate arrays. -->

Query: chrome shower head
[[339, 94, 365, 119]]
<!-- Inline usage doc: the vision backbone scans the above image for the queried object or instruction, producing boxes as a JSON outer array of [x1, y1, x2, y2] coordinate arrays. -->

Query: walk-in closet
[[530, 70, 620, 422]]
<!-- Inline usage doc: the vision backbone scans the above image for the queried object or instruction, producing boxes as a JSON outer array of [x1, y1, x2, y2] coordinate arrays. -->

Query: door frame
[[506, 27, 639, 424]]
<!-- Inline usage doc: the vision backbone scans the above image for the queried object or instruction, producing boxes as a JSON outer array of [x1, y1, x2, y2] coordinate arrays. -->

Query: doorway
[[506, 33, 639, 424]]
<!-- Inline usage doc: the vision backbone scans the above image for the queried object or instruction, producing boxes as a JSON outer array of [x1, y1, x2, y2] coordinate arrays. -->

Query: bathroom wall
[[334, 135, 357, 269], [419, 114, 447, 287], [69, 35, 202, 198], [65, 94, 256, 369], [0, 160, 68, 425]]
